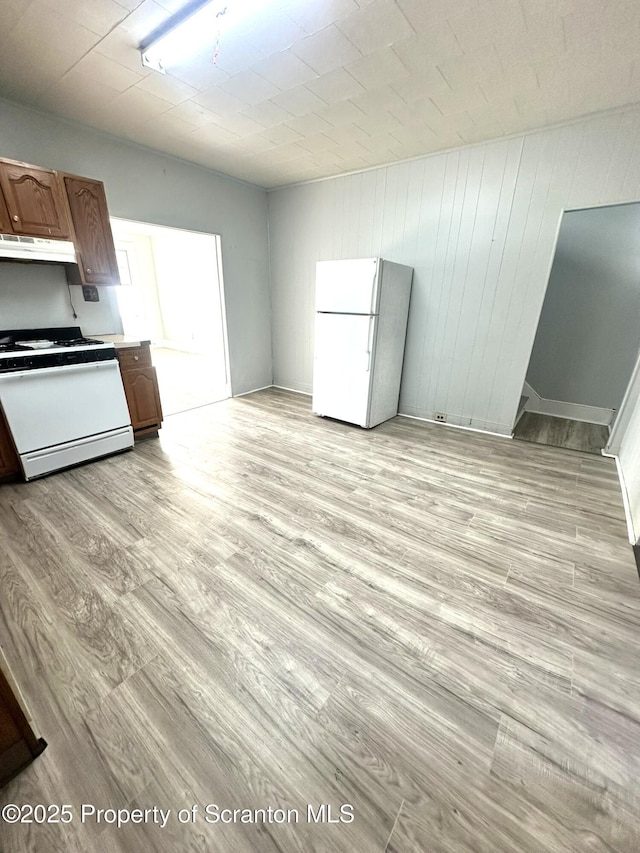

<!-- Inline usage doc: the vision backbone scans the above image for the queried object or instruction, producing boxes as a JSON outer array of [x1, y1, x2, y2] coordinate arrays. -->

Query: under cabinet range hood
[[0, 233, 77, 264]]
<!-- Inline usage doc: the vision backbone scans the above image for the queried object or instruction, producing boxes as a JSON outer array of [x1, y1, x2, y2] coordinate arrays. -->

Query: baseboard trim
[[272, 384, 312, 396], [610, 453, 636, 544], [233, 384, 273, 398], [522, 381, 613, 426], [398, 412, 512, 439]]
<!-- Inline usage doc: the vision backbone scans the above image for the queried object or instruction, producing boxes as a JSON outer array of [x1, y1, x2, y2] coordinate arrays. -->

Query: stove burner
[[0, 343, 33, 353], [53, 337, 102, 347]]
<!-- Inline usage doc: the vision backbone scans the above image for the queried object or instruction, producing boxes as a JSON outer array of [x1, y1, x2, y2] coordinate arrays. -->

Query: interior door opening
[[515, 201, 640, 455], [110, 218, 230, 416]]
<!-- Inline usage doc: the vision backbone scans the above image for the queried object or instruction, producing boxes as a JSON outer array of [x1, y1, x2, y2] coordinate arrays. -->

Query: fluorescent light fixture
[[139, 0, 272, 73]]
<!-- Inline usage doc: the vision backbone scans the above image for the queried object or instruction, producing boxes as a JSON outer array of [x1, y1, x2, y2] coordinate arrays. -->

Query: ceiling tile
[[218, 69, 281, 105], [430, 85, 488, 117], [212, 112, 266, 137], [297, 132, 335, 153], [163, 100, 221, 127], [135, 72, 198, 104], [188, 123, 240, 147], [251, 49, 318, 90], [259, 124, 304, 146], [389, 98, 443, 127], [448, 0, 527, 54], [391, 71, 450, 104], [71, 52, 143, 92], [116, 0, 167, 36], [207, 36, 264, 76], [519, 0, 575, 29], [349, 84, 404, 115], [354, 109, 405, 136], [106, 85, 172, 119], [285, 0, 360, 36], [240, 100, 295, 128], [264, 141, 313, 163], [152, 111, 199, 137], [237, 13, 307, 58], [315, 99, 368, 127], [283, 113, 335, 136], [291, 25, 363, 75], [438, 46, 505, 91], [305, 68, 366, 103], [167, 50, 230, 90], [346, 47, 410, 89], [396, 0, 477, 32], [94, 28, 154, 76], [270, 84, 328, 116], [10, 2, 102, 61], [40, 0, 130, 36], [0, 42, 79, 100], [321, 123, 372, 147], [192, 86, 248, 117], [335, 0, 414, 56]]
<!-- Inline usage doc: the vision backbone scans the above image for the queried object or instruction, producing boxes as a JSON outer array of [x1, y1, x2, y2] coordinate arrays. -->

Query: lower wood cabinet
[[0, 652, 46, 790], [116, 344, 163, 437], [0, 409, 20, 480]]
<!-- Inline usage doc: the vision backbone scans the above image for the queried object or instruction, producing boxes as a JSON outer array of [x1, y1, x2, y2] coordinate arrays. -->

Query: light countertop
[[94, 335, 151, 349]]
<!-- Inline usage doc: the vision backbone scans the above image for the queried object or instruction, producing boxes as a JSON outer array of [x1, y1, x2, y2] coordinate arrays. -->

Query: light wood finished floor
[[514, 412, 609, 455], [1, 388, 640, 852], [151, 346, 228, 415]]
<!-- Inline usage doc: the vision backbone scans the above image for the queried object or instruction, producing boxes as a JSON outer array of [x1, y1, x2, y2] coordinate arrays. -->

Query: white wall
[[268, 107, 640, 434], [0, 262, 120, 334], [526, 203, 640, 410], [0, 98, 271, 395]]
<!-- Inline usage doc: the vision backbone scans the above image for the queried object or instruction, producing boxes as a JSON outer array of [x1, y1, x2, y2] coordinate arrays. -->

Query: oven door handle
[[0, 361, 118, 380]]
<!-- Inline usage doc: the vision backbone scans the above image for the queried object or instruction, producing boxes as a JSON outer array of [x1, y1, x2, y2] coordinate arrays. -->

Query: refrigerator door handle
[[366, 316, 376, 371]]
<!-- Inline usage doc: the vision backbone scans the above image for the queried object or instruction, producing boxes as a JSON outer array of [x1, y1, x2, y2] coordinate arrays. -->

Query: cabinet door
[[0, 163, 70, 238], [0, 410, 20, 479], [63, 175, 120, 285], [0, 659, 46, 789], [121, 366, 163, 430], [0, 188, 11, 233]]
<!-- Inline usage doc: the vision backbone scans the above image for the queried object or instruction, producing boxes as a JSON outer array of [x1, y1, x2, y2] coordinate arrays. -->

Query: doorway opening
[[110, 218, 230, 416], [515, 202, 640, 455]]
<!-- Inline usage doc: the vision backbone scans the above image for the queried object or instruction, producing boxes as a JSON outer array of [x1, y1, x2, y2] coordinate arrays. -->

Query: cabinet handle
[[134, 355, 139, 361], [86, 268, 92, 274], [12, 215, 19, 222]]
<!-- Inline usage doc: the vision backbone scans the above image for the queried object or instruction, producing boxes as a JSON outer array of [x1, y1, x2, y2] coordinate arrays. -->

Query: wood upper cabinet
[[116, 345, 163, 436], [0, 161, 70, 238], [0, 187, 11, 233], [0, 410, 20, 480], [63, 175, 120, 286]]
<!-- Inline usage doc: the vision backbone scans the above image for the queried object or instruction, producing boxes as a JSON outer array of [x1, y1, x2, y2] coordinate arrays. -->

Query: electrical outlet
[[434, 412, 447, 422], [82, 285, 100, 303]]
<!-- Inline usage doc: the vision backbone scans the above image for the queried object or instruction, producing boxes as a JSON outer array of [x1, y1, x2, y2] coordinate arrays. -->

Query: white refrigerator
[[312, 257, 413, 428]]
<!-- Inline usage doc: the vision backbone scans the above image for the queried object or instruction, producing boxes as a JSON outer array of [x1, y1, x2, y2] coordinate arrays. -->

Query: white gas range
[[0, 326, 133, 480]]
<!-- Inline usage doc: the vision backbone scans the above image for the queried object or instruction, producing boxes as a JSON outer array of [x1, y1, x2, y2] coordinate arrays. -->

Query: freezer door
[[316, 258, 380, 314], [312, 312, 376, 427]]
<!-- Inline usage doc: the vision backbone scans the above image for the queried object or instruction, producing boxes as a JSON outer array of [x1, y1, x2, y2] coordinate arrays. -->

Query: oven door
[[0, 360, 131, 454]]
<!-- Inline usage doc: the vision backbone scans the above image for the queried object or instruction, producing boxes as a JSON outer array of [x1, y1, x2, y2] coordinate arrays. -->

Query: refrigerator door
[[316, 258, 380, 314], [313, 312, 376, 427]]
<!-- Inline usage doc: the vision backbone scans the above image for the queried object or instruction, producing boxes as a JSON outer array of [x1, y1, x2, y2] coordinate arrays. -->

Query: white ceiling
[[1, 0, 640, 188]]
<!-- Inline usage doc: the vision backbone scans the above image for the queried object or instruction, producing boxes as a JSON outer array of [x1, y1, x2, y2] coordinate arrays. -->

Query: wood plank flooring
[[1, 388, 639, 852], [513, 412, 609, 454]]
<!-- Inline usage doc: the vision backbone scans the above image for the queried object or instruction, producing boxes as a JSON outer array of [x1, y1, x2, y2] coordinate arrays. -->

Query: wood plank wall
[[268, 107, 640, 435]]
